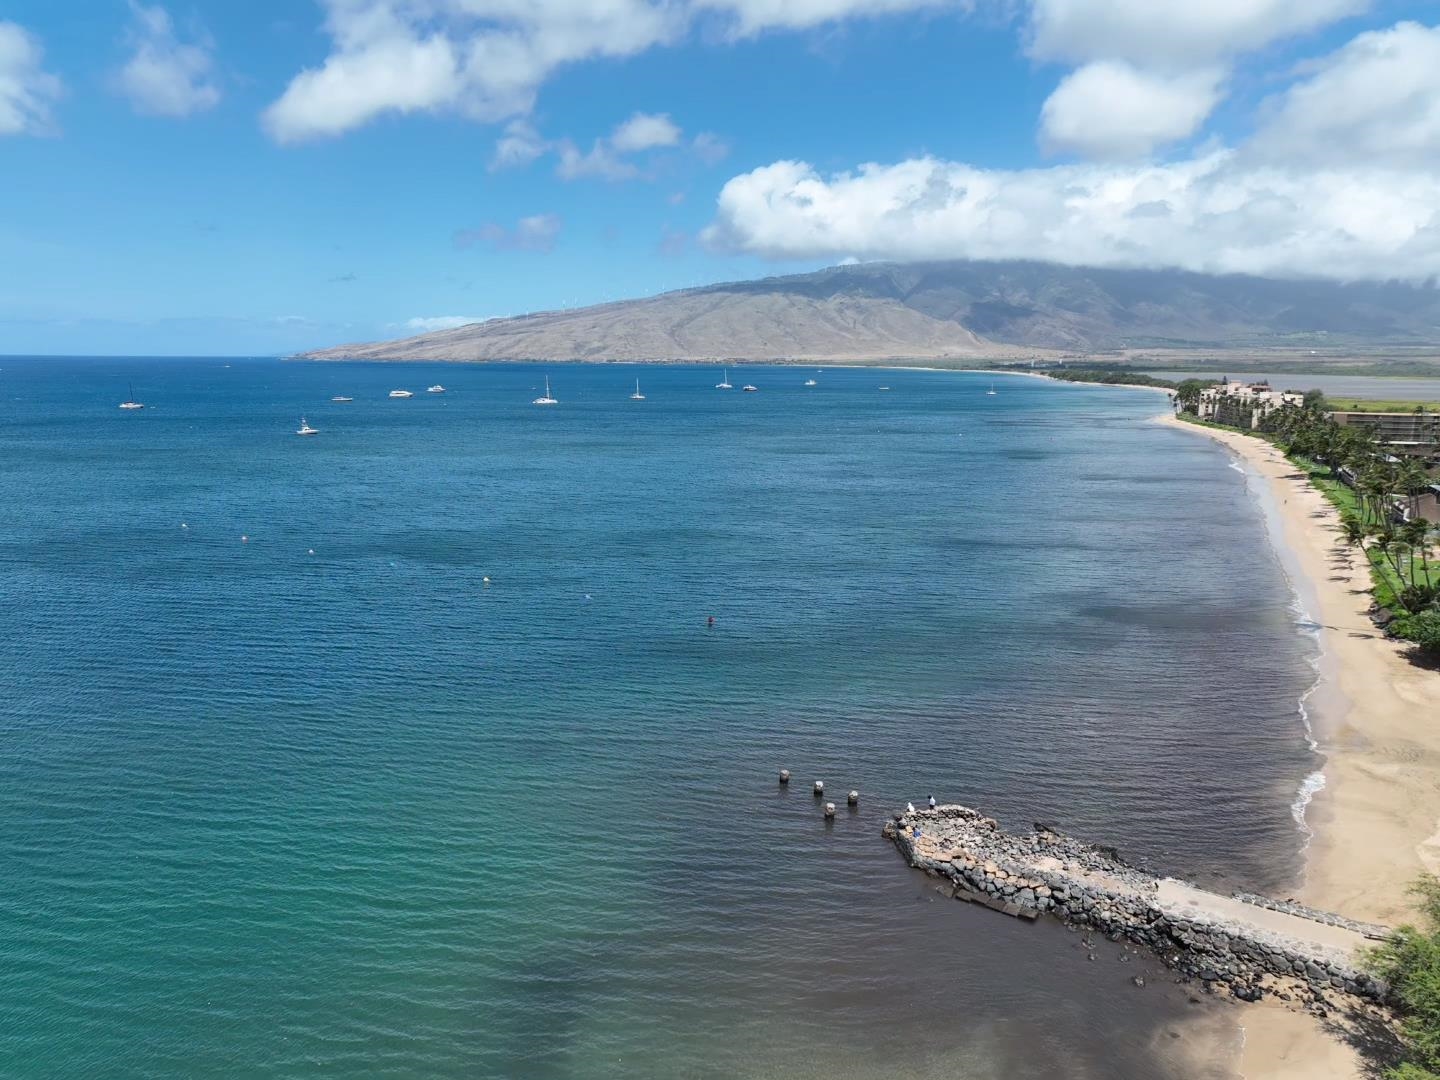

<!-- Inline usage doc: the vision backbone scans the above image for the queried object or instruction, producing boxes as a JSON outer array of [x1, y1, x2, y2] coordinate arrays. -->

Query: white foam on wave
[[1292, 769, 1327, 830], [1231, 446, 1329, 860], [1288, 589, 1326, 857]]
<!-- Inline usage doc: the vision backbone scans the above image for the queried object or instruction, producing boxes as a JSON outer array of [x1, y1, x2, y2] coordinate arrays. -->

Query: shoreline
[[1160, 412, 1440, 1078]]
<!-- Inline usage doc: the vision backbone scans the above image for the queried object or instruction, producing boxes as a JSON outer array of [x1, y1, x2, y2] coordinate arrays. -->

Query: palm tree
[[1399, 458, 1431, 521], [1373, 530, 1416, 612], [1403, 518, 1435, 599], [1341, 512, 1367, 548]]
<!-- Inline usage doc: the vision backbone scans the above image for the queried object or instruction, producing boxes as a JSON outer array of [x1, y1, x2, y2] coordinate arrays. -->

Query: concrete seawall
[[886, 805, 1391, 1004]]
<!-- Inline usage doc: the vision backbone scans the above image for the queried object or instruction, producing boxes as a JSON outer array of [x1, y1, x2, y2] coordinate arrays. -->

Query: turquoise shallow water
[[0, 359, 1316, 1078]]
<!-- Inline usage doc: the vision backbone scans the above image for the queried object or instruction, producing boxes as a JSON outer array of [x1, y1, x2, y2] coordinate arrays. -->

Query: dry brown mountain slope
[[306, 290, 1012, 362], [303, 259, 1440, 362]]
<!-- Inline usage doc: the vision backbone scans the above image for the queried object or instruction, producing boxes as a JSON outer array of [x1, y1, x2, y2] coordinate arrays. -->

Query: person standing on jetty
[[928, 796, 936, 811]]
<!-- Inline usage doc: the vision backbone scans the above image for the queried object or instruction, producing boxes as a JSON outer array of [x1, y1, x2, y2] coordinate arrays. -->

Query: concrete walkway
[[888, 805, 1391, 1001]]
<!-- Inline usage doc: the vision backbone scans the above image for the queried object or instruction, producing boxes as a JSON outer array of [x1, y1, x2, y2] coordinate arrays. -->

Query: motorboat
[[296, 417, 319, 436], [389, 389, 413, 398], [741, 384, 758, 392], [331, 396, 353, 403], [427, 385, 446, 393]]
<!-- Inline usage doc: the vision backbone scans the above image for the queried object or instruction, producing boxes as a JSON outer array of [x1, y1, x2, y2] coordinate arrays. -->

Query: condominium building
[[1195, 381, 1304, 430], [1328, 410, 1440, 456]]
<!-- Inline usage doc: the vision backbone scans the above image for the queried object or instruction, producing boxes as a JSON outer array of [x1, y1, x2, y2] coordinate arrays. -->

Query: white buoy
[[848, 790, 859, 806], [779, 769, 790, 784], [824, 802, 836, 819], [307, 549, 315, 555], [241, 535, 248, 543], [813, 781, 824, 797], [482, 576, 491, 585]]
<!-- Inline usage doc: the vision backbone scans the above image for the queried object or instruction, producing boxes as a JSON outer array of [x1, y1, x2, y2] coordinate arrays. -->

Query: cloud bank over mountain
[[706, 20, 1440, 282]]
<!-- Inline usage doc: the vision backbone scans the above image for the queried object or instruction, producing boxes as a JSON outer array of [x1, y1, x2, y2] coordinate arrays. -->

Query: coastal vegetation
[[1369, 877, 1440, 1079], [1039, 367, 1176, 387], [1036, 366, 1217, 395], [1178, 397, 1440, 657]]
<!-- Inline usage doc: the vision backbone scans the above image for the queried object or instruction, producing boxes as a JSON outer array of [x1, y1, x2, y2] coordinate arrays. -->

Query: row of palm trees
[[1257, 401, 1438, 622]]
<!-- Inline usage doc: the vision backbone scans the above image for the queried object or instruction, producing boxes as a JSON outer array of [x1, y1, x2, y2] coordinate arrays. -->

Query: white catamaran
[[533, 376, 558, 405]]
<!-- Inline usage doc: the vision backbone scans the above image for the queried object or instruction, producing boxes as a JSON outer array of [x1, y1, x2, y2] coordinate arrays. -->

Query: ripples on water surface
[[0, 359, 1316, 1078]]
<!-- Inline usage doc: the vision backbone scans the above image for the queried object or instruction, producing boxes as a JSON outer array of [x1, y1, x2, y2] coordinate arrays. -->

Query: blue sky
[[2, 1, 1438, 355]]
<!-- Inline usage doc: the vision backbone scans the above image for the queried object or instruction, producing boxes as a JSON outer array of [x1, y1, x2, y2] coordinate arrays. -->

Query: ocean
[[0, 358, 1318, 1079]]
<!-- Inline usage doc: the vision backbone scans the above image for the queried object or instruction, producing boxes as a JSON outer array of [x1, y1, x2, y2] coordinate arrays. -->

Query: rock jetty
[[886, 805, 1391, 1004]]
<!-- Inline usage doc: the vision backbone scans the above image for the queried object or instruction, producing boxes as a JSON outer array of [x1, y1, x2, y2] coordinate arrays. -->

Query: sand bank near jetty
[[1162, 414, 1440, 1079]]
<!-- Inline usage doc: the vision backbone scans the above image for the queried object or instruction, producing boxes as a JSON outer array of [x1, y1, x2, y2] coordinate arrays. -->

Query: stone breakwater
[[885, 806, 1391, 1004]]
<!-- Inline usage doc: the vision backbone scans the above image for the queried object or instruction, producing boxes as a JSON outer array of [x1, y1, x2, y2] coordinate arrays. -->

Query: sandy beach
[[1162, 414, 1440, 1078]]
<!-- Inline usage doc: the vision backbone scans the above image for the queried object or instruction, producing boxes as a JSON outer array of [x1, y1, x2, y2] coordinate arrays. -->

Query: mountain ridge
[[303, 260, 1440, 362]]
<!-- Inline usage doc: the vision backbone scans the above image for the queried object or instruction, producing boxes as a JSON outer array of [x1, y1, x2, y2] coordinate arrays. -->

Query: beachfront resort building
[[1328, 410, 1440, 459], [1195, 381, 1304, 430]]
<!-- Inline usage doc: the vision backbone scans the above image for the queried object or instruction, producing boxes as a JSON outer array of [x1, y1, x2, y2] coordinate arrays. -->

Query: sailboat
[[533, 376, 558, 405], [629, 379, 645, 401], [118, 382, 144, 410], [715, 368, 733, 390], [804, 378, 817, 387], [296, 417, 318, 436], [986, 382, 997, 396]]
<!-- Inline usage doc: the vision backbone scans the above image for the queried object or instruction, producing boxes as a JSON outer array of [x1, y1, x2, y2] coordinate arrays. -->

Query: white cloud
[[115, 3, 220, 117], [556, 137, 638, 180], [702, 152, 1440, 281], [692, 131, 731, 165], [454, 213, 563, 252], [1026, 0, 1368, 162], [1041, 62, 1224, 159], [490, 118, 547, 170], [1251, 21, 1440, 169], [264, 0, 681, 143], [0, 21, 61, 136], [610, 111, 681, 152], [1026, 0, 1368, 66], [405, 315, 488, 332], [264, 0, 969, 142], [504, 111, 710, 181], [705, 18, 1440, 278], [695, 0, 965, 37], [263, 14, 463, 142]]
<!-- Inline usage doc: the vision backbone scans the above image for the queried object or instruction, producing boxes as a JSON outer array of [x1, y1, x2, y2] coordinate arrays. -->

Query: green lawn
[[1325, 398, 1440, 413]]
